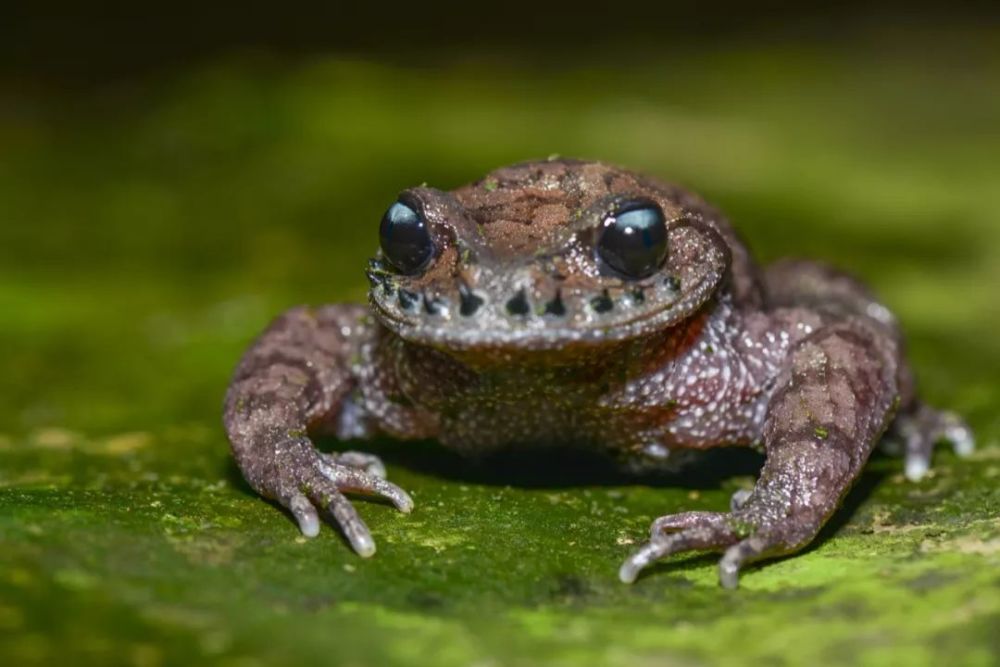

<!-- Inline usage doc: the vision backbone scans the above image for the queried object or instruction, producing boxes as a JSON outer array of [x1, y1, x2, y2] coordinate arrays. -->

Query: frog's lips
[[371, 285, 715, 351], [368, 224, 728, 352]]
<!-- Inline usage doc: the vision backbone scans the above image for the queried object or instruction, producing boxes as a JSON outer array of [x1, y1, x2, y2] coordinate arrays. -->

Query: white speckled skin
[[223, 159, 973, 587]]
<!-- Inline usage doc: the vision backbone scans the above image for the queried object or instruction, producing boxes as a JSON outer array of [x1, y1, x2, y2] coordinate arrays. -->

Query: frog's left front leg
[[224, 305, 413, 556], [620, 320, 899, 588]]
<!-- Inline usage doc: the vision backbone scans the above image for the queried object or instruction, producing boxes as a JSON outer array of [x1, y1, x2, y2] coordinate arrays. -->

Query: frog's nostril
[[543, 291, 566, 317], [506, 289, 531, 316], [591, 290, 614, 313], [458, 284, 485, 317]]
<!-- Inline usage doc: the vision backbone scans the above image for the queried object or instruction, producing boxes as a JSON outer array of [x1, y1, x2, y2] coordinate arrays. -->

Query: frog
[[223, 158, 974, 588]]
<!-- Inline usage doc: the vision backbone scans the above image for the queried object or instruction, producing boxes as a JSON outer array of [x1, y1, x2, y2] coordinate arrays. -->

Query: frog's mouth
[[366, 221, 730, 352]]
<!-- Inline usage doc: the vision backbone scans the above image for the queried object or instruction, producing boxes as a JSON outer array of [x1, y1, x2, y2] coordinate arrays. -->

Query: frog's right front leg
[[223, 305, 413, 556]]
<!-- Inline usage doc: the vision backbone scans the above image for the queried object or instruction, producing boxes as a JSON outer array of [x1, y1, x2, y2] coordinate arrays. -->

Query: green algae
[[1, 34, 1000, 667]]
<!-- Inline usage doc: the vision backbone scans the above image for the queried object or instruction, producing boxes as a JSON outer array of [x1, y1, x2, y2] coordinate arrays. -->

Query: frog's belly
[[434, 392, 768, 458], [435, 402, 610, 455]]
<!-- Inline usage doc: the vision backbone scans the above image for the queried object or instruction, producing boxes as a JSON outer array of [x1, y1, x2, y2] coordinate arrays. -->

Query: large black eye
[[379, 201, 434, 274], [596, 201, 668, 279]]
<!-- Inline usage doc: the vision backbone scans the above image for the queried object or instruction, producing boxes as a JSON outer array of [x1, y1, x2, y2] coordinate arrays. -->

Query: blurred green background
[[1, 4, 998, 666]]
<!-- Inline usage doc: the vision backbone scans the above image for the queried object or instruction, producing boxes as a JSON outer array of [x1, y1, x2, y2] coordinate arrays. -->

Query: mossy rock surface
[[1, 35, 999, 666]]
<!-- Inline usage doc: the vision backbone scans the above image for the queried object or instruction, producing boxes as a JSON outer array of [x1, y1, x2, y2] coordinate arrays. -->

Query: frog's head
[[366, 159, 730, 354]]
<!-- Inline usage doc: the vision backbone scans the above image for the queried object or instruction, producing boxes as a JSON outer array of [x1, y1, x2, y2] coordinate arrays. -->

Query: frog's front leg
[[620, 320, 899, 588], [223, 305, 413, 556]]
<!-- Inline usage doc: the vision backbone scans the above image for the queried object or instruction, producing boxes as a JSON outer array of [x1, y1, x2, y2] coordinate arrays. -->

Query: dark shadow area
[[224, 436, 765, 492], [4, 2, 998, 85], [316, 437, 767, 491], [226, 433, 885, 516]]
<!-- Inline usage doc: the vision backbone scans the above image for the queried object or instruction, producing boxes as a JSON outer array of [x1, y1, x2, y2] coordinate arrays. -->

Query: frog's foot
[[617, 489, 771, 585], [621, 507, 802, 589], [894, 403, 975, 482], [272, 438, 413, 556], [621, 511, 739, 586]]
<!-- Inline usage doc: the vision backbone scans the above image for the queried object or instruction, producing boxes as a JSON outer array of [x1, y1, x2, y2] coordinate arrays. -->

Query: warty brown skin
[[223, 159, 973, 587]]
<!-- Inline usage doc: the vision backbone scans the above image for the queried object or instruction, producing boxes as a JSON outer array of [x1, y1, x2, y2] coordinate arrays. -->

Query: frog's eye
[[379, 201, 434, 274], [596, 201, 668, 279]]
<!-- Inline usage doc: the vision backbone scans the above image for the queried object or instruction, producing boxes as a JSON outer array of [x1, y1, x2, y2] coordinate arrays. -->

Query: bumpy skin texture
[[223, 159, 973, 587]]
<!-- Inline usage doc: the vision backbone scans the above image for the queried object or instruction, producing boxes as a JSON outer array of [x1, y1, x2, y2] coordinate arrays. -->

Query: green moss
[[1, 34, 999, 667], [728, 517, 757, 538]]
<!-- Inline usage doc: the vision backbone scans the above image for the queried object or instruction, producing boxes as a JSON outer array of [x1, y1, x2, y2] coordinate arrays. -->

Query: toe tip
[[354, 535, 377, 558], [297, 514, 321, 539], [905, 458, 929, 482], [618, 562, 639, 584], [952, 433, 975, 458], [718, 565, 740, 590], [396, 492, 415, 514]]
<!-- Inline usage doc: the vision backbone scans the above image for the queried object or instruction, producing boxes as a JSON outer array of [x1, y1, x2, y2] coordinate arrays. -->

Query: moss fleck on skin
[[728, 518, 757, 539]]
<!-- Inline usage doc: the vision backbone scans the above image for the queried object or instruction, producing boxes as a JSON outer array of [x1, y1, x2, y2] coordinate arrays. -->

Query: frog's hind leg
[[223, 305, 414, 556]]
